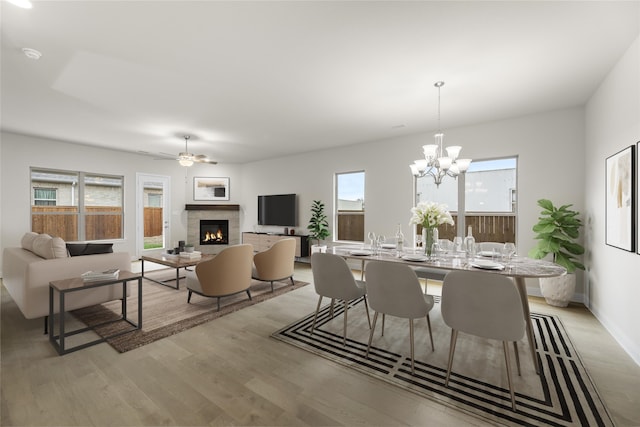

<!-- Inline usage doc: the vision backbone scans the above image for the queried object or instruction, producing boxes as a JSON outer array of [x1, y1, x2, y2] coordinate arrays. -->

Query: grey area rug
[[72, 269, 309, 353], [271, 297, 614, 427]]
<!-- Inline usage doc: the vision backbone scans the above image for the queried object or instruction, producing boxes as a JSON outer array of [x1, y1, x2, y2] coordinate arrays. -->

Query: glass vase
[[423, 227, 435, 257]]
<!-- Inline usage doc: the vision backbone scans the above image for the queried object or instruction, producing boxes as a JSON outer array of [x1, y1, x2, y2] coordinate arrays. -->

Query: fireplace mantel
[[185, 204, 240, 211]]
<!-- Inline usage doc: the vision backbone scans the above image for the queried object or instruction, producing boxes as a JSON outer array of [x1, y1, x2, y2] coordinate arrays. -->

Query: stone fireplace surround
[[186, 205, 240, 255]]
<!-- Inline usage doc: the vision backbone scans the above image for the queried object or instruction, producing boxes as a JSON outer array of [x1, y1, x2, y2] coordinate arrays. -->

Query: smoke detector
[[22, 48, 42, 60]]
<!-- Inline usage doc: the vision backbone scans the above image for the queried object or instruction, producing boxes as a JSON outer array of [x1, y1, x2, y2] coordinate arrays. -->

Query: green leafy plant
[[528, 199, 585, 273], [307, 200, 330, 246]]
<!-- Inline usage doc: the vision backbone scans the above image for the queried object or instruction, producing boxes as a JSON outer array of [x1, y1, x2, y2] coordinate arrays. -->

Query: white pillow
[[21, 232, 39, 252], [51, 237, 68, 258]]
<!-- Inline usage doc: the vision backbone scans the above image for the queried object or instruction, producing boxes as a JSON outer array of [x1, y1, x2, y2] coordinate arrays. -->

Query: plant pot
[[311, 245, 327, 254], [539, 273, 576, 307], [184, 246, 194, 253]]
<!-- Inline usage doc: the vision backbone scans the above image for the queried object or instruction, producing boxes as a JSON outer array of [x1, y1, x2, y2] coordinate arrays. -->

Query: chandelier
[[410, 81, 471, 187]]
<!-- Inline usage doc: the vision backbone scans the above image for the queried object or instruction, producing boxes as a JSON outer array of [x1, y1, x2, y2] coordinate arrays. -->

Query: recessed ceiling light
[[22, 48, 42, 60], [7, 0, 32, 9]]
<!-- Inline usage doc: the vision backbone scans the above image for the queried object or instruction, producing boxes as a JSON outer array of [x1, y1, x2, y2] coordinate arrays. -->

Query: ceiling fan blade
[[193, 155, 217, 164]]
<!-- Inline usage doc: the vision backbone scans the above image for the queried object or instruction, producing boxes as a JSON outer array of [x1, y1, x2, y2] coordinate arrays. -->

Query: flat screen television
[[258, 194, 297, 226]]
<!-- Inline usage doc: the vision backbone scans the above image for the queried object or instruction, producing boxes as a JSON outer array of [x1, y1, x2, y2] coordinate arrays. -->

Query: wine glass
[[452, 236, 463, 256], [502, 243, 517, 265], [367, 232, 376, 250], [376, 235, 386, 255]]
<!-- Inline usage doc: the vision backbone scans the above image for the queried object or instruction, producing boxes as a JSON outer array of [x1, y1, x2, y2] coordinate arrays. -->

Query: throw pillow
[[21, 232, 39, 252], [32, 234, 53, 259], [66, 243, 114, 257]]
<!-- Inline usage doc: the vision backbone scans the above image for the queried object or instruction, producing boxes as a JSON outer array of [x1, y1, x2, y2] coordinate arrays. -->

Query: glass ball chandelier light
[[410, 81, 471, 187]]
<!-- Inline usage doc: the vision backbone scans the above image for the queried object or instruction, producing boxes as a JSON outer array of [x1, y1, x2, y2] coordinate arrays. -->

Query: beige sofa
[[2, 233, 131, 322]]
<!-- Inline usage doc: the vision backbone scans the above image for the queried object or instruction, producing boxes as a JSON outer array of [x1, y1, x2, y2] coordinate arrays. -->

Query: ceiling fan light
[[179, 158, 194, 167]]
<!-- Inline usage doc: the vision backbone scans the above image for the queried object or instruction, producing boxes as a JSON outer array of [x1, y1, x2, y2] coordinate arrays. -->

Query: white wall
[[585, 35, 640, 364], [239, 107, 586, 297], [0, 132, 243, 265]]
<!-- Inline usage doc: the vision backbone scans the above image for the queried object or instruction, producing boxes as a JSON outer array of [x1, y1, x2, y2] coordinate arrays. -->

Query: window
[[335, 171, 365, 242], [31, 168, 124, 241], [415, 156, 517, 243], [33, 188, 57, 206]]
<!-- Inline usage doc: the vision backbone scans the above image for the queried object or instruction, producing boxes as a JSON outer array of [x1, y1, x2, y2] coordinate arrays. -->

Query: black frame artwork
[[605, 145, 635, 252]]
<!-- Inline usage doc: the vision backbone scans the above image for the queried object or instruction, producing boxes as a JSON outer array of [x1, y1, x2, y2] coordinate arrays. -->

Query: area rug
[[271, 297, 614, 427], [73, 269, 309, 353]]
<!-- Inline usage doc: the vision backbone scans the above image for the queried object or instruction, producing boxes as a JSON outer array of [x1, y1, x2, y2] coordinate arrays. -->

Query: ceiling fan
[[168, 135, 217, 167]]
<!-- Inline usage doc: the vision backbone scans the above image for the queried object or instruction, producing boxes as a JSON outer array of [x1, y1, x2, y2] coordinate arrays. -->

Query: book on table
[[81, 268, 120, 282], [179, 251, 202, 259]]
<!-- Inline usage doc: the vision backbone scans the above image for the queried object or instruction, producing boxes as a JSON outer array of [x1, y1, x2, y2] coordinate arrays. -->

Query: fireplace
[[200, 219, 229, 245]]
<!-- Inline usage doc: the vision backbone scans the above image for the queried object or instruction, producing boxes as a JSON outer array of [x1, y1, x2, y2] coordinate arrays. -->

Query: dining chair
[[310, 252, 371, 346], [441, 270, 525, 411], [252, 238, 297, 292], [364, 261, 435, 375], [186, 244, 254, 311]]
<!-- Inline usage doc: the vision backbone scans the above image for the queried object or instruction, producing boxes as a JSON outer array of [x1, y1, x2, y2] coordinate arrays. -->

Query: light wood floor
[[2, 262, 639, 426]]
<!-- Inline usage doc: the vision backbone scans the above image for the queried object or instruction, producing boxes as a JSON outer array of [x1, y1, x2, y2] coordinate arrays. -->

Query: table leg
[[361, 260, 365, 281], [48, 287, 54, 341], [122, 280, 127, 319], [59, 291, 65, 354], [514, 277, 540, 375], [175, 267, 180, 289], [137, 277, 143, 329]]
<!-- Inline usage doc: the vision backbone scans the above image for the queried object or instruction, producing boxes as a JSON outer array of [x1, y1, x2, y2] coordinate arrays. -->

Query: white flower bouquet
[[409, 201, 454, 228]]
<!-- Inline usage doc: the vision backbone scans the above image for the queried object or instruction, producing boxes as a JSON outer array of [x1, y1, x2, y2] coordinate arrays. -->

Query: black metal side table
[[49, 270, 142, 355]]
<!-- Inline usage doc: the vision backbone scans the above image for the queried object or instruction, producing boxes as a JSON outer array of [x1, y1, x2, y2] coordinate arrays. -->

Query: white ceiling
[[1, 1, 639, 164]]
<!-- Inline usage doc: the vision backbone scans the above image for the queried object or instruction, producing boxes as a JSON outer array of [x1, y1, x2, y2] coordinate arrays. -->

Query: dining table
[[330, 245, 567, 375]]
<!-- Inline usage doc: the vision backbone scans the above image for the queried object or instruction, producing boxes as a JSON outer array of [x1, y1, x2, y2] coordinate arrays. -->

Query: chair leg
[[310, 295, 323, 335], [187, 290, 192, 303], [217, 297, 221, 312], [330, 299, 335, 318], [342, 299, 348, 346], [363, 296, 372, 329], [409, 318, 415, 375], [381, 313, 386, 336], [270, 281, 274, 293], [426, 315, 434, 351], [290, 276, 295, 286], [503, 341, 517, 411], [246, 289, 252, 301], [44, 316, 48, 335], [445, 329, 459, 387], [365, 312, 379, 358], [513, 341, 521, 376]]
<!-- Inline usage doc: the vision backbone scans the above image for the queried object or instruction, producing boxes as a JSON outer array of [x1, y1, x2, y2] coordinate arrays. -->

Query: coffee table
[[49, 270, 142, 355], [141, 253, 215, 289]]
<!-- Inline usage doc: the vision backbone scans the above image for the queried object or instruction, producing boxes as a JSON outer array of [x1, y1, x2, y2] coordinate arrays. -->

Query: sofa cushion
[[31, 234, 68, 259], [21, 232, 39, 252], [66, 243, 114, 257]]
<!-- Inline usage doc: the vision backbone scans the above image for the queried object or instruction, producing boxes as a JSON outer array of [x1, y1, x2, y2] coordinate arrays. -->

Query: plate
[[349, 250, 373, 256], [381, 243, 396, 249], [469, 259, 505, 270], [401, 254, 428, 262]]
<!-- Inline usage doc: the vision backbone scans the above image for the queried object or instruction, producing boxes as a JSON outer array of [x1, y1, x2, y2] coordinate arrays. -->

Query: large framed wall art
[[605, 145, 635, 252], [193, 177, 230, 201]]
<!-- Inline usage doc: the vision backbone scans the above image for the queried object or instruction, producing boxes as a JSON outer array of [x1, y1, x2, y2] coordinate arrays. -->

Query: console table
[[242, 232, 309, 258], [49, 271, 142, 355]]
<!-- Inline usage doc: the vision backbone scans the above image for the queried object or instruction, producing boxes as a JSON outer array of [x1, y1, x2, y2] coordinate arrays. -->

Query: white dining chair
[[364, 261, 435, 375], [310, 253, 371, 346], [441, 270, 525, 411]]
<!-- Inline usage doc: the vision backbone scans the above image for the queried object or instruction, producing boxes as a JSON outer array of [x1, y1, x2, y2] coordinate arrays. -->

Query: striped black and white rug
[[271, 297, 614, 426]]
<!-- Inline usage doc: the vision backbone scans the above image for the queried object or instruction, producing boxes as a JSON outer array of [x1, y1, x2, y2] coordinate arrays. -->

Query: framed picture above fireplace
[[194, 177, 230, 201]]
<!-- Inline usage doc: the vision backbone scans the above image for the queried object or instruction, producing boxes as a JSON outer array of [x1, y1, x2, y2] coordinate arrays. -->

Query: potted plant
[[184, 243, 195, 253], [307, 200, 330, 254], [528, 199, 585, 307]]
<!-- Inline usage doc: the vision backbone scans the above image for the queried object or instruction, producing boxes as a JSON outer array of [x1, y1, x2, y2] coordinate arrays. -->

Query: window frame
[[334, 170, 366, 243], [30, 167, 125, 242]]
